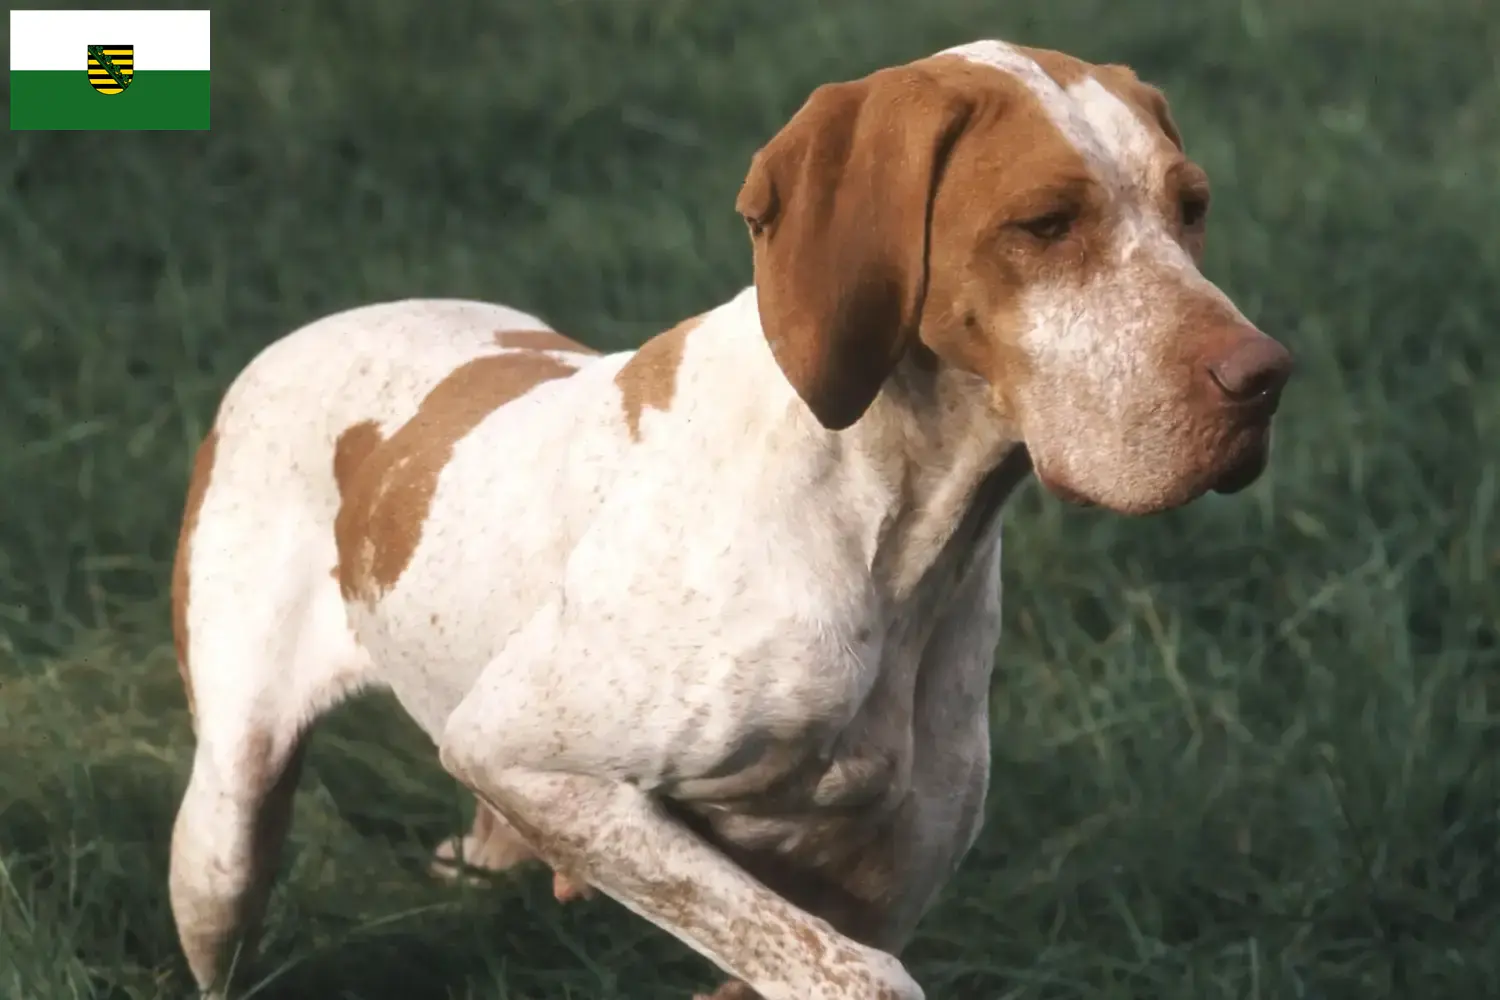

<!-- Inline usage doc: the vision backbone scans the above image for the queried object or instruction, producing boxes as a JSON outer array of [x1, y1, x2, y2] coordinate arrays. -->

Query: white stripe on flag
[[9, 9, 211, 72]]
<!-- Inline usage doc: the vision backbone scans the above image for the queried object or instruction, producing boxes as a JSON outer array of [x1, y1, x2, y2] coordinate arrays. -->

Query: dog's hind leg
[[167, 431, 373, 997], [171, 721, 307, 997]]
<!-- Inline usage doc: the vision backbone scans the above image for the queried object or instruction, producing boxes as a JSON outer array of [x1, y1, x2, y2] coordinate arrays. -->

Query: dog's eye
[[1180, 193, 1209, 228], [1014, 209, 1076, 242]]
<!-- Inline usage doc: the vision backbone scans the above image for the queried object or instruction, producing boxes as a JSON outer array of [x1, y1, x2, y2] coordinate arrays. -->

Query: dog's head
[[739, 39, 1292, 515]]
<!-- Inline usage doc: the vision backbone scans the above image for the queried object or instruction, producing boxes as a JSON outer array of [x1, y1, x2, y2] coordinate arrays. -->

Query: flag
[[10, 9, 210, 131]]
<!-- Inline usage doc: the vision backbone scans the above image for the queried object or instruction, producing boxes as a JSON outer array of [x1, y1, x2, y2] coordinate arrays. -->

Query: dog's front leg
[[440, 764, 917, 1000], [436, 646, 922, 999]]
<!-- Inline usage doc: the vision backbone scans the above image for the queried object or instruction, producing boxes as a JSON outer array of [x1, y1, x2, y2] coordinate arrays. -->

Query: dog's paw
[[693, 982, 759, 1000], [434, 805, 599, 906], [429, 834, 488, 885], [429, 824, 538, 883], [551, 871, 596, 903]]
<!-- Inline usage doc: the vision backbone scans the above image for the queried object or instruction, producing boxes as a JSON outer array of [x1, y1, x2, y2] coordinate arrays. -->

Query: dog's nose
[[1207, 335, 1293, 405]]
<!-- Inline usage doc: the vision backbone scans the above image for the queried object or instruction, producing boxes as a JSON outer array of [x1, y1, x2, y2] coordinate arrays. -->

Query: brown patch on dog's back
[[615, 315, 702, 440], [171, 428, 219, 721], [494, 328, 599, 354], [335, 352, 579, 602], [333, 420, 385, 496]]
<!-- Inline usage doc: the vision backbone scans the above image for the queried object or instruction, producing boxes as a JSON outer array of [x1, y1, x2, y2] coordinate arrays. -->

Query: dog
[[167, 37, 1292, 1000]]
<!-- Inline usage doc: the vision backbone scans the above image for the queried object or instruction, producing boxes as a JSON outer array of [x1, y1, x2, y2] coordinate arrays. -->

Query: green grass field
[[3, 0, 1498, 997]]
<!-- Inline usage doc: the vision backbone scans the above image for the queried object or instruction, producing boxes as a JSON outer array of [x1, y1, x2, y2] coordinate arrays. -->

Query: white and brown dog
[[168, 38, 1292, 1000]]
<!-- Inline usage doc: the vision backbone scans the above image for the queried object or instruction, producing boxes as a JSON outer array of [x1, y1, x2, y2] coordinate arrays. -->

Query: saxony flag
[[9, 9, 210, 130]]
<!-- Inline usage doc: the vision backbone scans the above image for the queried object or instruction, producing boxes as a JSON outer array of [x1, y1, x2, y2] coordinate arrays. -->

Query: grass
[[2, 0, 1498, 996]]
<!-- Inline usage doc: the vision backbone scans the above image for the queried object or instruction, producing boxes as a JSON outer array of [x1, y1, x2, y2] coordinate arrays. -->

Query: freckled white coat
[[168, 38, 1291, 1000]]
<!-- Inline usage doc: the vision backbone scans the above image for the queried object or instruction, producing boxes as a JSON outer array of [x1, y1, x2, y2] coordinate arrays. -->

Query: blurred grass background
[[2, 0, 1498, 997]]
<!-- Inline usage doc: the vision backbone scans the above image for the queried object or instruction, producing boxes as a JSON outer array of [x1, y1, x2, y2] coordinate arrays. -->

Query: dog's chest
[[665, 453, 1023, 943], [670, 526, 1001, 944], [667, 664, 923, 945]]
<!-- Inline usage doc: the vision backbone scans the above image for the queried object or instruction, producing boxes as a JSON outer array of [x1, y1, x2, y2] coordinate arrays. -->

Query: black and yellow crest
[[86, 45, 134, 95]]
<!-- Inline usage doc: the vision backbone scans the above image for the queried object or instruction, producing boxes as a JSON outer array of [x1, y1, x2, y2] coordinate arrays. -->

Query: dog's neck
[[701, 287, 1031, 601]]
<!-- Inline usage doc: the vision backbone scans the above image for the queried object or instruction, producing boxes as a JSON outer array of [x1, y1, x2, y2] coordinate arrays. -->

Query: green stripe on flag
[[10, 71, 210, 131]]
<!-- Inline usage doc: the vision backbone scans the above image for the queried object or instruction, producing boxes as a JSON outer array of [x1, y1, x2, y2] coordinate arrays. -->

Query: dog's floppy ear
[[736, 66, 975, 431]]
